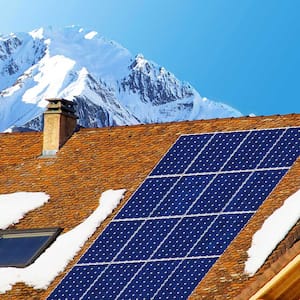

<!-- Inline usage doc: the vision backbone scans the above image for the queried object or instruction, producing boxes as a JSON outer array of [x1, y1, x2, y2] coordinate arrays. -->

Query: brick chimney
[[42, 98, 77, 156]]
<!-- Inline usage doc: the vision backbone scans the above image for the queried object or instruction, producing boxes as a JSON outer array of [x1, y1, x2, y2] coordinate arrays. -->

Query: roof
[[0, 113, 299, 299]]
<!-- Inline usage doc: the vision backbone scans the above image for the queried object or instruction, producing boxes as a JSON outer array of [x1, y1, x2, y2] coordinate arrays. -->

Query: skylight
[[0, 228, 62, 268]]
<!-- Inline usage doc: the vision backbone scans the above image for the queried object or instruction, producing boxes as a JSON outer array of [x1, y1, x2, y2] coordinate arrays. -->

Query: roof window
[[0, 227, 62, 268]]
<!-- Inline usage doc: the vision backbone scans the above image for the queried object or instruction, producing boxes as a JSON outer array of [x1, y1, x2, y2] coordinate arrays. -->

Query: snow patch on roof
[[0, 189, 126, 293], [245, 189, 300, 276], [0, 192, 49, 230]]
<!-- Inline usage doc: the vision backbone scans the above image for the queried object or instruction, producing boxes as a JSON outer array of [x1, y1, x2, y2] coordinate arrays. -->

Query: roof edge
[[236, 240, 300, 299]]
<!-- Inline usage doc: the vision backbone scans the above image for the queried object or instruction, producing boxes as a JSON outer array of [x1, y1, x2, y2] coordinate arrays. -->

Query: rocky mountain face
[[0, 26, 242, 132]]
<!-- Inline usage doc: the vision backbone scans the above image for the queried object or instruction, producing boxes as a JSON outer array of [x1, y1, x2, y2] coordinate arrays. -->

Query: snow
[[0, 26, 242, 132], [84, 31, 98, 40], [135, 54, 147, 69], [22, 54, 76, 107], [29, 28, 44, 39], [245, 189, 300, 276], [0, 189, 126, 293], [0, 192, 49, 230]]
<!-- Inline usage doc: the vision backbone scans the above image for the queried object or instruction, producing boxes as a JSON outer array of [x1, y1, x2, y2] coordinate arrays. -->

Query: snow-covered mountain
[[0, 26, 242, 132]]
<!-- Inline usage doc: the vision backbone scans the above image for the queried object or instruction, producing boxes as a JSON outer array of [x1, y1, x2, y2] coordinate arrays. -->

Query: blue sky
[[1, 0, 299, 116]]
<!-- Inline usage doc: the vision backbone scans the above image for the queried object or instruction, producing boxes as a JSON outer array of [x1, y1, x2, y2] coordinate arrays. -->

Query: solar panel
[[84, 263, 143, 299], [150, 134, 213, 176], [222, 129, 285, 171], [225, 169, 288, 212], [152, 258, 217, 299], [150, 175, 213, 217], [259, 127, 300, 168], [187, 131, 248, 173], [153, 216, 215, 259], [78, 221, 142, 264], [49, 127, 300, 300], [115, 219, 178, 261], [188, 172, 251, 214], [116, 177, 178, 219], [118, 260, 180, 299]]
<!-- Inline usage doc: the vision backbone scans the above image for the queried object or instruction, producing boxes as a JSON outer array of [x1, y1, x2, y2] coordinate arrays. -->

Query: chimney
[[42, 98, 77, 156]]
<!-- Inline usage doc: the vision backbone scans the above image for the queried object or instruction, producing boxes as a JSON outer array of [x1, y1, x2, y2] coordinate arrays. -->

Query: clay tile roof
[[0, 113, 299, 299]]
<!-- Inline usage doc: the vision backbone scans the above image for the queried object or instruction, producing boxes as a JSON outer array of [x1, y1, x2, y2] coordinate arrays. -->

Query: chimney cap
[[45, 98, 77, 117], [45, 98, 77, 105]]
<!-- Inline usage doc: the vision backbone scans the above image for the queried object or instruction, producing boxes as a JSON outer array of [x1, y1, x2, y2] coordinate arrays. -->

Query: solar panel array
[[49, 127, 300, 300]]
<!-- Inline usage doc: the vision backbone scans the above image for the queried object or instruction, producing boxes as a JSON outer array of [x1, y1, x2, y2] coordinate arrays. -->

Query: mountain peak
[[0, 26, 242, 132], [29, 27, 44, 39]]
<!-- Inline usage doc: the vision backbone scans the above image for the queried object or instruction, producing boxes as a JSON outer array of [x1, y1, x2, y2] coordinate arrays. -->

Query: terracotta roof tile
[[0, 114, 299, 299]]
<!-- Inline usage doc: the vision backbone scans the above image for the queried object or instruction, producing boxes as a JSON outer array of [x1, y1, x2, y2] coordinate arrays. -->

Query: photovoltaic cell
[[78, 221, 142, 264], [150, 175, 213, 217], [225, 169, 288, 212], [188, 172, 250, 214], [118, 260, 180, 299], [153, 258, 217, 300], [48, 265, 106, 299], [83, 263, 143, 300], [115, 219, 179, 261], [49, 126, 299, 300], [259, 127, 300, 168], [153, 216, 215, 259], [187, 131, 248, 173], [150, 134, 213, 176], [223, 129, 284, 171], [190, 213, 253, 256], [115, 177, 178, 219]]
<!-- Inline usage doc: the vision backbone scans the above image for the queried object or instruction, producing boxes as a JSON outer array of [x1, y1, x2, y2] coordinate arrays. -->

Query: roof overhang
[[250, 252, 300, 300]]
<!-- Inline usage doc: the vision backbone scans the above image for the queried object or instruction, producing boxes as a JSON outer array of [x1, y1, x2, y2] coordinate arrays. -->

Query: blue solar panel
[[225, 169, 288, 212], [116, 219, 179, 261], [190, 213, 253, 256], [189, 172, 250, 214], [153, 258, 217, 299], [49, 126, 299, 300], [83, 263, 143, 299], [48, 265, 106, 299], [78, 221, 142, 264], [117, 260, 180, 299], [223, 129, 284, 171], [150, 134, 213, 175], [187, 131, 248, 173], [259, 127, 300, 168], [153, 216, 215, 259], [151, 175, 213, 217], [115, 177, 178, 219]]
